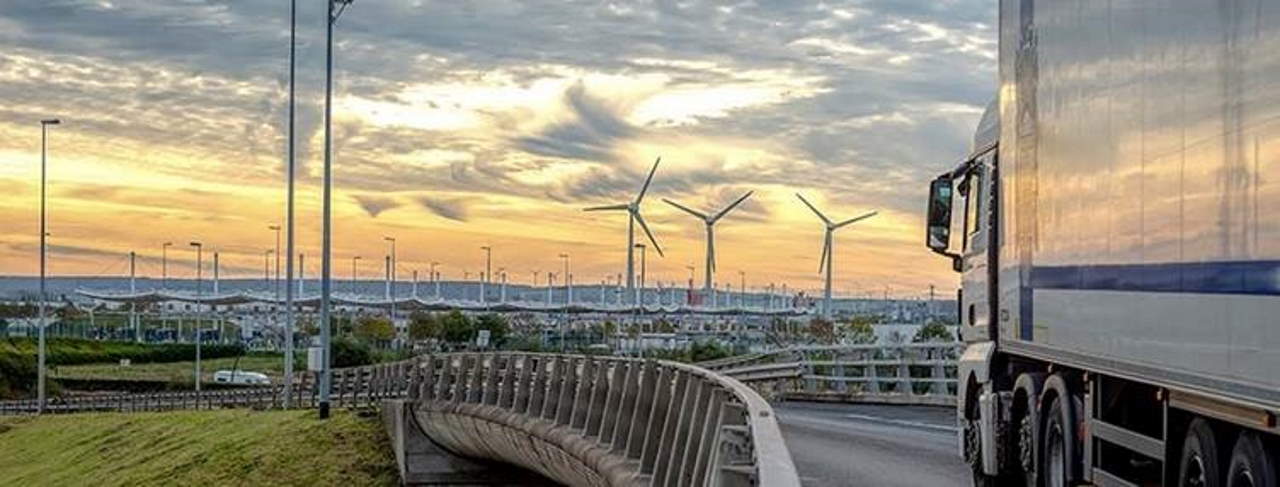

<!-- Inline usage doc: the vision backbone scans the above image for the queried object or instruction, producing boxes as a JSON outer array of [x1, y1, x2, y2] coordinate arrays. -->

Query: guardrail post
[[583, 357, 612, 437], [607, 361, 641, 452], [624, 361, 658, 458], [639, 365, 674, 474], [652, 370, 690, 482], [512, 355, 534, 413], [931, 347, 949, 396], [555, 356, 580, 426], [528, 356, 549, 414], [569, 357, 595, 429], [897, 351, 911, 396], [540, 357, 564, 420]]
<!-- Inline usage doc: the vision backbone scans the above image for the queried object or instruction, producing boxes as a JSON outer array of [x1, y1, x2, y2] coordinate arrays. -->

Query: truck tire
[[1179, 418, 1222, 487], [1226, 432, 1277, 487], [1042, 398, 1069, 487]]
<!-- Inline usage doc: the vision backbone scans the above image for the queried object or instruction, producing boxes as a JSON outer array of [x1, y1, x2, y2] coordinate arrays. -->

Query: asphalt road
[[774, 401, 970, 487]]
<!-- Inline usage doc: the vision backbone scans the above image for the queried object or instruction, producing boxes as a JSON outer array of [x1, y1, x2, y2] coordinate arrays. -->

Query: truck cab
[[928, 99, 999, 345]]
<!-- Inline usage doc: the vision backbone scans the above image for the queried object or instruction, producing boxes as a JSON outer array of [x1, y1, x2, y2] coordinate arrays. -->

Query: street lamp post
[[739, 270, 746, 308], [351, 256, 361, 293], [498, 268, 507, 303], [318, 0, 356, 420], [559, 253, 570, 351], [36, 118, 60, 414], [430, 262, 440, 298], [282, 0, 299, 409], [384, 236, 396, 321], [480, 246, 491, 306], [189, 241, 203, 392]]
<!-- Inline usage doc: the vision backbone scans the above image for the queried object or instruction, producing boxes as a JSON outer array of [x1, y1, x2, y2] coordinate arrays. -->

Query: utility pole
[[412, 269, 418, 298], [739, 270, 746, 308]]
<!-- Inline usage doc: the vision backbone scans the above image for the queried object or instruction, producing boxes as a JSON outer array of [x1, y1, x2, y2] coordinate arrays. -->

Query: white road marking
[[842, 413, 958, 433]]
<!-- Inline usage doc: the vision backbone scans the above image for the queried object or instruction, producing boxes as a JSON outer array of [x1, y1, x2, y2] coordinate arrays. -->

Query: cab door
[[959, 151, 996, 341]]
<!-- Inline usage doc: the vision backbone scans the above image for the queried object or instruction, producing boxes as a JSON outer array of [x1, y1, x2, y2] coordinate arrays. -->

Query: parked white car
[[212, 370, 271, 385]]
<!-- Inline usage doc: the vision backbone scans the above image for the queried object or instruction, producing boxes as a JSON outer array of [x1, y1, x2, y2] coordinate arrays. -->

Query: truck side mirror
[[926, 176, 954, 253]]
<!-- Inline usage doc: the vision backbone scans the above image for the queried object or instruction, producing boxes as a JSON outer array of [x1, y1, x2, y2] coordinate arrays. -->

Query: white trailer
[[926, 1, 1280, 486]]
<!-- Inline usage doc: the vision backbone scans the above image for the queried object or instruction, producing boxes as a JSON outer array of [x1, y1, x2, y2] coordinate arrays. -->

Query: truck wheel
[[1226, 432, 1277, 487], [1179, 419, 1222, 487], [1042, 398, 1068, 487]]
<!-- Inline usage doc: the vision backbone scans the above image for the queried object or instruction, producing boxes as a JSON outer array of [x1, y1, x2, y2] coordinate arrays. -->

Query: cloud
[[416, 196, 471, 222], [352, 194, 400, 218], [512, 81, 636, 162]]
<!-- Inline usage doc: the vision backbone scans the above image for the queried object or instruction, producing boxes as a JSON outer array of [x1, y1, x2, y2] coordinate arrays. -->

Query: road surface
[[775, 401, 969, 487]]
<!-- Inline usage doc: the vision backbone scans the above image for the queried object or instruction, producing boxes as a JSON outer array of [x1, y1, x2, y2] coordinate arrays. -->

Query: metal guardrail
[[0, 354, 800, 486], [0, 383, 317, 415], [404, 353, 800, 487], [711, 343, 961, 406]]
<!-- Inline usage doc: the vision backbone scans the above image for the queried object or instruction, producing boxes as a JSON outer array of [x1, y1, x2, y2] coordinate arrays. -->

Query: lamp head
[[189, 241, 201, 247], [41, 119, 61, 126]]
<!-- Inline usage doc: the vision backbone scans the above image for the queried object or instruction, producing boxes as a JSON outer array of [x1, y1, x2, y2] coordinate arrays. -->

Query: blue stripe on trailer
[[1029, 261, 1280, 296]]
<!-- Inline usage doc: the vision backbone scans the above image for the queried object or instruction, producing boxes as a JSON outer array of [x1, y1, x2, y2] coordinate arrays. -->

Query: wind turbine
[[796, 193, 877, 318], [662, 190, 754, 296], [584, 157, 665, 303]]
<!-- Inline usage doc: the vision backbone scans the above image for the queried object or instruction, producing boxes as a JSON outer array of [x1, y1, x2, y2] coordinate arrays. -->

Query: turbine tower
[[796, 193, 877, 318], [584, 157, 665, 303], [662, 190, 754, 295]]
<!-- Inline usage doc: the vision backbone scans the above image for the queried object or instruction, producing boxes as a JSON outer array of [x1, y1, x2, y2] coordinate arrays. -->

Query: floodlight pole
[[480, 246, 491, 306], [282, 0, 298, 409], [130, 251, 138, 342], [37, 118, 59, 414], [190, 241, 203, 392], [319, 0, 353, 420], [430, 262, 440, 298]]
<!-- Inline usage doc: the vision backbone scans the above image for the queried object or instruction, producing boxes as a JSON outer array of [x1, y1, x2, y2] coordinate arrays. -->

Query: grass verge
[[0, 409, 397, 486], [53, 355, 289, 384]]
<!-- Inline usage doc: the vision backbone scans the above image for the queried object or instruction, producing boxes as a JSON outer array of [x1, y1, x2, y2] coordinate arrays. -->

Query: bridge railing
[[711, 343, 961, 406], [402, 352, 800, 487]]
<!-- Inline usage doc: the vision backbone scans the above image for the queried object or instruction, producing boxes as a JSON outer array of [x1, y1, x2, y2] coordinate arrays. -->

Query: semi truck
[[925, 1, 1279, 486]]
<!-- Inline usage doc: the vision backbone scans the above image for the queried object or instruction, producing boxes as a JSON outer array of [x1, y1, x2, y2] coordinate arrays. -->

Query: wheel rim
[[1048, 424, 1066, 487], [1183, 455, 1206, 487]]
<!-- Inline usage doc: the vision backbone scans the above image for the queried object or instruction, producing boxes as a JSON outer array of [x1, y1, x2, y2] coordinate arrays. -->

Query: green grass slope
[[0, 409, 397, 486]]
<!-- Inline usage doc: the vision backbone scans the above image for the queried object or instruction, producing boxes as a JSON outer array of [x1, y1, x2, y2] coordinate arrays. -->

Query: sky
[[0, 0, 995, 299]]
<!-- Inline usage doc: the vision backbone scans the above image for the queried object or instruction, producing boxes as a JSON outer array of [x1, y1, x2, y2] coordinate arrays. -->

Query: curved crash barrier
[[397, 353, 801, 487]]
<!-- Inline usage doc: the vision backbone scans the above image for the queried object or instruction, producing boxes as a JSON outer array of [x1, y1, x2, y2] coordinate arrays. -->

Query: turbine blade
[[711, 190, 754, 222], [635, 157, 661, 203], [834, 210, 879, 229], [662, 198, 708, 220], [583, 203, 629, 212], [795, 193, 832, 225], [633, 211, 664, 257]]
